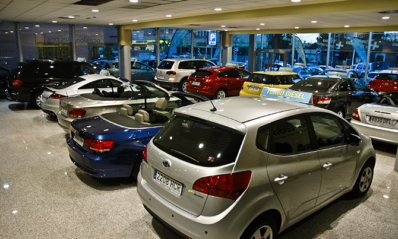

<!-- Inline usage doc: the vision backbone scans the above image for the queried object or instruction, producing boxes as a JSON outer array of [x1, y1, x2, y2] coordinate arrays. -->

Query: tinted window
[[376, 74, 398, 81], [310, 114, 345, 148], [338, 81, 352, 91], [81, 63, 99, 75], [354, 82, 369, 91], [95, 79, 110, 88], [79, 81, 98, 89], [191, 70, 213, 78], [217, 69, 239, 78], [238, 70, 251, 78], [153, 116, 244, 167], [286, 75, 300, 83], [54, 78, 85, 89], [271, 115, 311, 154], [203, 61, 216, 67], [109, 79, 122, 87], [290, 78, 336, 91], [256, 127, 270, 152], [247, 74, 272, 84], [158, 61, 174, 69]]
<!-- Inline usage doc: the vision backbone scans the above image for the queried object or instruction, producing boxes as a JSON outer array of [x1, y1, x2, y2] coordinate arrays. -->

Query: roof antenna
[[209, 99, 217, 112]]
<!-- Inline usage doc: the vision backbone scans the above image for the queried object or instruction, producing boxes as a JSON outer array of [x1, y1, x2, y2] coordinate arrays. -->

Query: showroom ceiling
[[0, 0, 398, 33]]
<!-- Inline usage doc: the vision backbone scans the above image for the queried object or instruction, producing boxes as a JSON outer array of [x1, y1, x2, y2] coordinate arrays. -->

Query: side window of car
[[270, 115, 311, 154], [310, 114, 345, 148], [103, 63, 110, 69], [217, 70, 239, 78], [354, 82, 366, 91], [256, 127, 270, 152], [193, 61, 204, 69], [78, 81, 98, 89], [204, 61, 215, 67], [108, 79, 122, 88], [178, 61, 190, 69], [81, 64, 97, 75], [338, 81, 352, 91], [238, 70, 251, 79], [286, 75, 299, 84], [95, 79, 109, 88]]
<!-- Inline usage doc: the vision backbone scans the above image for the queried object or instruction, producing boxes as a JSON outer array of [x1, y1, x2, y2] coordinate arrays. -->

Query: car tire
[[350, 162, 374, 198], [215, 89, 227, 99], [131, 157, 142, 181], [179, 79, 188, 92], [31, 92, 42, 109], [336, 107, 345, 118], [240, 215, 278, 239]]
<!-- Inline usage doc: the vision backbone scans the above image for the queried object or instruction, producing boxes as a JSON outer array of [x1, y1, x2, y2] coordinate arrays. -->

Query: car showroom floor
[[0, 98, 398, 239]]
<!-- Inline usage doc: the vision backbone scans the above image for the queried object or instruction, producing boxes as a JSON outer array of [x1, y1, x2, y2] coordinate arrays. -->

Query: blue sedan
[[67, 92, 208, 179]]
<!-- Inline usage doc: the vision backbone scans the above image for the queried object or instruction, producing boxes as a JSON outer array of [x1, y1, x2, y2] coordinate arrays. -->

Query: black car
[[290, 75, 377, 119], [5, 60, 99, 108], [0, 66, 11, 93]]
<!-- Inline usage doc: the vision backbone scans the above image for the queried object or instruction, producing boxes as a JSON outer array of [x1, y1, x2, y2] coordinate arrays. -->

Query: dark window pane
[[191, 70, 213, 78], [310, 114, 345, 148], [158, 61, 174, 69], [247, 74, 272, 84]]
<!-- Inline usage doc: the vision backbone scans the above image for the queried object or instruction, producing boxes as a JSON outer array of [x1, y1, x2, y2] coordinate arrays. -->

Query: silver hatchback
[[137, 97, 376, 239]]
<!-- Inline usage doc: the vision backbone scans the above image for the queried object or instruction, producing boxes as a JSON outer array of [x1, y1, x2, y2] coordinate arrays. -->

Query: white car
[[40, 74, 128, 116]]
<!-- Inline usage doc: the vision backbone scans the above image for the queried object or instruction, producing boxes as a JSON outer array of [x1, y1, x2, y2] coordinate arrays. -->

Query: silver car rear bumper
[[351, 120, 398, 144], [57, 112, 73, 132]]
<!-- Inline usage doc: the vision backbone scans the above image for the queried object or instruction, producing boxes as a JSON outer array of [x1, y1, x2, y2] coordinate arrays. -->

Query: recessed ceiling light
[[68, 16, 75, 19], [260, 23, 265, 25], [92, 9, 99, 12], [35, 25, 40, 27], [83, 27, 87, 29], [25, 27, 29, 29], [40, 32, 43, 34], [225, 29, 228, 31], [221, 25, 225, 27], [3, 184, 9, 189], [48, 31, 51, 33], [109, 23, 113, 25], [52, 20, 57, 23], [96, 34, 98, 35], [10, 31, 13, 33], [256, 28, 260, 30], [291, 0, 301, 2], [311, 21, 317, 23], [5, 32, 8, 34], [215, 8, 222, 11], [130, 0, 138, 2], [344, 25, 350, 27], [132, 19, 138, 22], [166, 15, 172, 17], [382, 16, 390, 20], [58, 30, 61, 32], [295, 27, 299, 29]]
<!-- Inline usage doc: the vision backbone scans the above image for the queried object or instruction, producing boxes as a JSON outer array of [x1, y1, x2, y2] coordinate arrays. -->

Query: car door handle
[[323, 162, 332, 170], [274, 174, 288, 185]]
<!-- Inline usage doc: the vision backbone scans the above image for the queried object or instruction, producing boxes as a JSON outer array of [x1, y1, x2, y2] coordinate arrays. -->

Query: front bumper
[[351, 120, 398, 144]]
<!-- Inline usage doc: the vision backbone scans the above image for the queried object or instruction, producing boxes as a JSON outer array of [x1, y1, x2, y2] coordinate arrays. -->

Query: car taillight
[[192, 171, 252, 200], [142, 145, 148, 164], [84, 139, 114, 152], [352, 108, 361, 121], [205, 78, 213, 83], [166, 71, 176, 75], [50, 93, 67, 99], [368, 81, 378, 85], [69, 109, 86, 118], [313, 96, 331, 104], [12, 79, 23, 89]]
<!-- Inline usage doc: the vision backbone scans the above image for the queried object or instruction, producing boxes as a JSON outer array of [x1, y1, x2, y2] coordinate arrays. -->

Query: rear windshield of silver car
[[54, 78, 85, 89], [153, 116, 244, 167], [158, 61, 174, 69], [290, 78, 337, 91]]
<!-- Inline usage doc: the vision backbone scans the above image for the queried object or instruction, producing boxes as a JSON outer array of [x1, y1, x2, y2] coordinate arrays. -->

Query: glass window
[[109, 79, 122, 87], [153, 116, 244, 167], [81, 63, 99, 75], [256, 127, 270, 152], [247, 74, 272, 84], [338, 81, 352, 91], [286, 75, 300, 83], [271, 115, 311, 154], [290, 78, 336, 91], [238, 70, 251, 78], [310, 114, 345, 148], [55, 78, 85, 89], [376, 73, 398, 81], [217, 69, 239, 78], [79, 81, 98, 89], [191, 70, 213, 78], [203, 61, 216, 67], [0, 21, 19, 69], [158, 61, 174, 69], [95, 79, 109, 88]]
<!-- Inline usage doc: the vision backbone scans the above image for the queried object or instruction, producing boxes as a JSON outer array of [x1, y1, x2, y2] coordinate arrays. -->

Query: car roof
[[379, 70, 398, 74], [252, 71, 298, 76], [175, 97, 315, 124]]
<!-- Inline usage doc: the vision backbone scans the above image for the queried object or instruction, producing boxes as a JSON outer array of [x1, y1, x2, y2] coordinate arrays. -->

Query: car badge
[[162, 160, 171, 168]]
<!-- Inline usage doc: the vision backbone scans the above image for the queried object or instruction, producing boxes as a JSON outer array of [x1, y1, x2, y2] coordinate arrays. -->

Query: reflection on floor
[[0, 99, 397, 238]]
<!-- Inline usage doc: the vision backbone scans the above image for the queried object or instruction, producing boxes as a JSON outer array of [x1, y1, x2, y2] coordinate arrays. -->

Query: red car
[[187, 66, 251, 99], [368, 70, 398, 92]]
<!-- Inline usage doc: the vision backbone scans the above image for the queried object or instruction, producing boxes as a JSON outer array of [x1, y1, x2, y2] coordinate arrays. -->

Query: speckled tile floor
[[0, 98, 397, 239]]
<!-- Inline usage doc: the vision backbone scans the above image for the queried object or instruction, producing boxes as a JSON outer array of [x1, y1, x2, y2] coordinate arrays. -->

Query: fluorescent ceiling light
[[83, 27, 87, 29], [130, 0, 138, 2], [35, 25, 40, 27], [132, 19, 138, 22], [291, 0, 301, 2], [221, 25, 225, 27], [295, 27, 299, 29], [58, 30, 61, 32], [52, 20, 57, 23], [215, 8, 222, 11], [260, 23, 265, 25], [109, 23, 113, 25], [68, 16, 75, 19], [344, 25, 350, 27], [256, 28, 260, 30], [311, 21, 317, 23], [382, 16, 390, 20], [166, 15, 172, 17], [225, 29, 228, 31], [92, 9, 99, 12]]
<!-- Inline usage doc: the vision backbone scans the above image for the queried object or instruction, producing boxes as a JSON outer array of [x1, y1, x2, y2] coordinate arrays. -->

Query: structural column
[[70, 24, 76, 61], [221, 31, 232, 66], [118, 26, 132, 81], [248, 34, 256, 72], [16, 22, 23, 62]]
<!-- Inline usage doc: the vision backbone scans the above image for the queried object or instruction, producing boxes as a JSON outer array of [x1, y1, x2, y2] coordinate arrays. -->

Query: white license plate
[[192, 81, 200, 86], [248, 86, 260, 91], [73, 134, 84, 147], [369, 116, 396, 125], [154, 170, 183, 196], [61, 107, 68, 116], [158, 75, 164, 80]]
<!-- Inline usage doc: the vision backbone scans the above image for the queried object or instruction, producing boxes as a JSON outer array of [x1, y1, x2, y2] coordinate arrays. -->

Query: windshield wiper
[[170, 149, 200, 163]]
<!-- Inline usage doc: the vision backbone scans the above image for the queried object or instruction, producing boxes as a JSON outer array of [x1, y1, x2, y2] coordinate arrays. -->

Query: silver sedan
[[57, 81, 170, 130], [351, 94, 398, 144], [138, 96, 376, 239]]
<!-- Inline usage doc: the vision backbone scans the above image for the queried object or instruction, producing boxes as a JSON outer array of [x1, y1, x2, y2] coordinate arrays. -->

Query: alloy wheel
[[217, 90, 226, 99], [182, 81, 188, 92], [251, 225, 273, 239], [36, 95, 41, 108], [359, 167, 373, 192]]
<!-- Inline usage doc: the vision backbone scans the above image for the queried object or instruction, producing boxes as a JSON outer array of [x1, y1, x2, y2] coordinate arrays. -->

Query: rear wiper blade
[[170, 149, 200, 163]]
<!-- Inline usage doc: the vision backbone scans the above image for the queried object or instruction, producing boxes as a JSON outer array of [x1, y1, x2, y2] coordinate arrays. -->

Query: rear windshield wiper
[[170, 149, 200, 163]]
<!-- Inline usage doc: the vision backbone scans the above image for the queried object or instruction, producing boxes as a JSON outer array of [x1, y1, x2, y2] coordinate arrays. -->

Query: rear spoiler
[[260, 87, 314, 105]]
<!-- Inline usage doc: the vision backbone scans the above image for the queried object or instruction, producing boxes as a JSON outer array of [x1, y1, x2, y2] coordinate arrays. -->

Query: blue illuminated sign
[[208, 32, 216, 46]]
